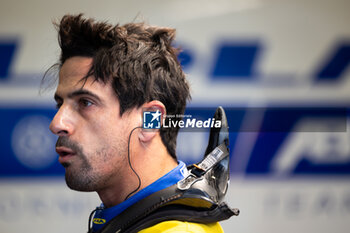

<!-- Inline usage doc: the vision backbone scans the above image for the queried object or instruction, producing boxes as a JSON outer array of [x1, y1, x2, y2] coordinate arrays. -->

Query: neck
[[96, 134, 177, 208]]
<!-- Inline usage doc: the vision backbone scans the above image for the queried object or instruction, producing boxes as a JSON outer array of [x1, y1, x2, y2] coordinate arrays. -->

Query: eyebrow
[[54, 89, 102, 103]]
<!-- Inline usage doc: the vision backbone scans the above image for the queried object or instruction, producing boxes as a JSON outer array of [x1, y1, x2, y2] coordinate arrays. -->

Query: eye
[[79, 98, 93, 108]]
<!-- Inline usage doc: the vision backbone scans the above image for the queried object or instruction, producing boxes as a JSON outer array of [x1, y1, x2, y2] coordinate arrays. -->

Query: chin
[[65, 170, 97, 192]]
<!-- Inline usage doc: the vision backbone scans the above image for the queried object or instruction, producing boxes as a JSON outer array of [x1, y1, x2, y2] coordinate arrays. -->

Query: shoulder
[[137, 220, 224, 233]]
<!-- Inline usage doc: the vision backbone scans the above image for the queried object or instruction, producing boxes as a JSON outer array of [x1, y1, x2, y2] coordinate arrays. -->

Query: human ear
[[138, 100, 166, 143]]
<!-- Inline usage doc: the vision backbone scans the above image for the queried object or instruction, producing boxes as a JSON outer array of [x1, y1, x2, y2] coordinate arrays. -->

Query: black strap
[[123, 202, 236, 233], [95, 185, 183, 233], [94, 184, 238, 233]]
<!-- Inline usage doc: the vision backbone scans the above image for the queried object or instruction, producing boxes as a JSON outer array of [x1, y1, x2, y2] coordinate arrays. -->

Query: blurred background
[[1, 0, 350, 232]]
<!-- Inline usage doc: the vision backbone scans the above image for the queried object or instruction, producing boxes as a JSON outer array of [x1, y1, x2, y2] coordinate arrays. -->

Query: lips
[[56, 147, 76, 164]]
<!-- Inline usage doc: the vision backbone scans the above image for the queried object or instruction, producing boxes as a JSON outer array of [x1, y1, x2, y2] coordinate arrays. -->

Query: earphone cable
[[124, 126, 142, 200]]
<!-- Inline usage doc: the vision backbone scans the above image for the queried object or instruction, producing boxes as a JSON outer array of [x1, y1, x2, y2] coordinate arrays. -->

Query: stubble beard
[[57, 137, 119, 192], [64, 153, 96, 191], [65, 146, 122, 192]]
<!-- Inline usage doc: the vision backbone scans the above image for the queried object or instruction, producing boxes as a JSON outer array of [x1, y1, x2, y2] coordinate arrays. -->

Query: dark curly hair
[[53, 14, 191, 159]]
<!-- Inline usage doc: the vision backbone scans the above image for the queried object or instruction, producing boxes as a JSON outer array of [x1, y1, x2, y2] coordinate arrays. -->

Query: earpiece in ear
[[138, 100, 166, 143]]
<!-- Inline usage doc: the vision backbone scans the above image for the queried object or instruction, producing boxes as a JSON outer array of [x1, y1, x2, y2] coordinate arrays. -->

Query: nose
[[49, 105, 74, 137]]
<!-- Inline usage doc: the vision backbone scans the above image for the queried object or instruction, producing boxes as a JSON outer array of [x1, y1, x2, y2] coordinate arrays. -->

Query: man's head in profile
[[48, 14, 191, 207]]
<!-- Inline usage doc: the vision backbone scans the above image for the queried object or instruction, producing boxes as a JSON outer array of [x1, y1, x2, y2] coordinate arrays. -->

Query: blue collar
[[92, 161, 187, 232]]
